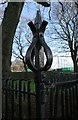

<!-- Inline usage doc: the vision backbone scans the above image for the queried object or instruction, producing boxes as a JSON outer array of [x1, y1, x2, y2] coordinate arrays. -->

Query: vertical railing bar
[[49, 87, 54, 119], [8, 80, 11, 118], [75, 85, 78, 120], [5, 80, 8, 120], [23, 82, 26, 101], [74, 85, 76, 119], [11, 80, 14, 120], [71, 86, 74, 120], [61, 87, 65, 120], [74, 85, 77, 120], [63, 89, 66, 120], [72, 86, 76, 119], [53, 87, 58, 120], [27, 81, 31, 119], [19, 80, 22, 120], [69, 87, 72, 120], [35, 80, 41, 120], [2, 80, 4, 119], [65, 89, 69, 120], [15, 81, 18, 99], [8, 81, 10, 94]]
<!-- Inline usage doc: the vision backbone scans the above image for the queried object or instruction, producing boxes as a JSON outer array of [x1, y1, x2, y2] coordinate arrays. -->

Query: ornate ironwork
[[25, 11, 53, 72], [25, 10, 53, 119]]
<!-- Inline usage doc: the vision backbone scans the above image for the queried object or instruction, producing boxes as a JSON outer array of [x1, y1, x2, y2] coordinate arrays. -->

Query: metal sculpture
[[26, 11, 52, 72], [25, 10, 53, 119]]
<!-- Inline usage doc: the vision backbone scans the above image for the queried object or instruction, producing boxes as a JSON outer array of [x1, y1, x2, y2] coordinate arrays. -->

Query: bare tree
[[12, 17, 32, 71], [50, 2, 78, 72]]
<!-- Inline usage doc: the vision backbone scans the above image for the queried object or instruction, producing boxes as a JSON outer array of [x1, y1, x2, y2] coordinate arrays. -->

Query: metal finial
[[34, 10, 42, 29], [25, 11, 53, 72]]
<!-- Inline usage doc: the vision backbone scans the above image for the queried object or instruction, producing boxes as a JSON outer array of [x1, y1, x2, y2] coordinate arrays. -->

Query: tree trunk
[[73, 59, 77, 73], [2, 2, 24, 79]]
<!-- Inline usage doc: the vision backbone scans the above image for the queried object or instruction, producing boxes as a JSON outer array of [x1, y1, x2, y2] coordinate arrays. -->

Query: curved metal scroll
[[25, 20, 53, 72]]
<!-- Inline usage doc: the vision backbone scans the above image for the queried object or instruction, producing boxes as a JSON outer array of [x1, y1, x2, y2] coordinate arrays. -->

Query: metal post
[[25, 10, 53, 119], [34, 11, 45, 119]]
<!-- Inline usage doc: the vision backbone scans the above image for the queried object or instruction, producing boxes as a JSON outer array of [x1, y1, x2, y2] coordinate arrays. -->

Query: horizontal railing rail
[[2, 76, 78, 120]]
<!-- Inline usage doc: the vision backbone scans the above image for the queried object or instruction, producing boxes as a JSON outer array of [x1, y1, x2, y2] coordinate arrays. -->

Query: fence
[[2, 10, 78, 120], [45, 71, 78, 83], [2, 79, 36, 120], [2, 73, 78, 120]]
